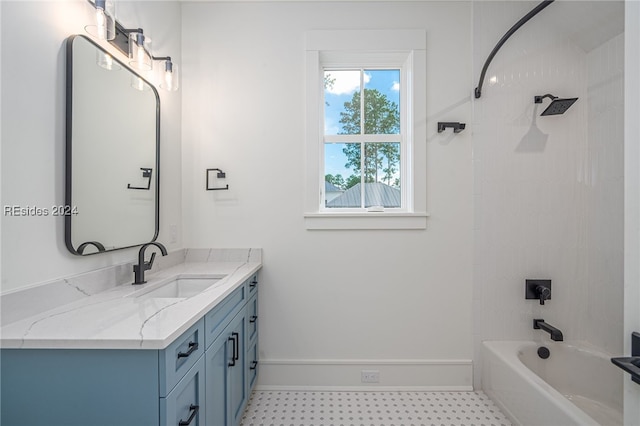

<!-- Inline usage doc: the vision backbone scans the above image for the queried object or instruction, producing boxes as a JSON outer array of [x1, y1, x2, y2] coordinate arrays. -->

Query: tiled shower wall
[[472, 1, 623, 385], [584, 33, 624, 353]]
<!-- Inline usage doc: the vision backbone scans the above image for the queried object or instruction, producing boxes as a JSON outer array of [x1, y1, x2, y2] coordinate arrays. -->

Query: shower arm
[[474, 0, 555, 99]]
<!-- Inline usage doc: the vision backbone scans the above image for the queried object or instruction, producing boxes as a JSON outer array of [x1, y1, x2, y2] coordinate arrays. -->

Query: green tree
[[325, 173, 345, 189], [339, 89, 400, 188]]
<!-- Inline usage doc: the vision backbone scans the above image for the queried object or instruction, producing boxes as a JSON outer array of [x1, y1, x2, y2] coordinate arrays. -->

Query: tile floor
[[240, 390, 513, 426]]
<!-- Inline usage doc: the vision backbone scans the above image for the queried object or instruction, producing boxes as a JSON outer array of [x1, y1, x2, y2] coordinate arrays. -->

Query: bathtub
[[482, 340, 623, 426]]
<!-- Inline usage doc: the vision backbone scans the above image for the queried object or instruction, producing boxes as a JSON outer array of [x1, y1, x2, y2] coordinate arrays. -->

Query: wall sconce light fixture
[[85, 0, 116, 41], [154, 56, 179, 92], [84, 2, 179, 92], [128, 31, 153, 71]]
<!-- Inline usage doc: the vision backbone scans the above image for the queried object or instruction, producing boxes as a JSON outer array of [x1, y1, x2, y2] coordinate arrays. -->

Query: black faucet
[[133, 242, 167, 284], [533, 319, 564, 341]]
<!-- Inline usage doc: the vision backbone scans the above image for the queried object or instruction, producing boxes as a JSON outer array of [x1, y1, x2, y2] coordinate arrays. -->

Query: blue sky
[[324, 69, 400, 180]]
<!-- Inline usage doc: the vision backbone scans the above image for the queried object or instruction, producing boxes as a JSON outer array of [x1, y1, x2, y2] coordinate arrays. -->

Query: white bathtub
[[482, 340, 623, 426]]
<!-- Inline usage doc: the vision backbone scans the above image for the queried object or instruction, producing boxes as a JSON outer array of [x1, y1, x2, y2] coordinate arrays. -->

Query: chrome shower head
[[534, 94, 578, 116]]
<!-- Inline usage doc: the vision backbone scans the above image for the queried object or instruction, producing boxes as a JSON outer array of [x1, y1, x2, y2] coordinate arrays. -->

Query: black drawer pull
[[232, 332, 239, 361], [249, 279, 258, 288], [178, 404, 199, 426], [250, 360, 258, 370], [228, 333, 239, 367], [250, 315, 258, 323], [177, 342, 198, 359]]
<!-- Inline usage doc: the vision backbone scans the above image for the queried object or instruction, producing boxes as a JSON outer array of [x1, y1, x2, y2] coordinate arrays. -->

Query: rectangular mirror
[[65, 35, 159, 255]]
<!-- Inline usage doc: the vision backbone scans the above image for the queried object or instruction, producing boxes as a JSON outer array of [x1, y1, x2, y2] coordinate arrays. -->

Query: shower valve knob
[[525, 279, 552, 305]]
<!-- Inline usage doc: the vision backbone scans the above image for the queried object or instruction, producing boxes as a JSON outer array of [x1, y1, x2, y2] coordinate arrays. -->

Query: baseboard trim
[[256, 358, 473, 390], [255, 385, 474, 392]]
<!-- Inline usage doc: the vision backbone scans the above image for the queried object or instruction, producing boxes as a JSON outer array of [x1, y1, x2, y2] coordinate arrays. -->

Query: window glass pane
[[324, 70, 361, 135], [364, 142, 401, 208], [324, 142, 362, 208], [363, 69, 400, 135]]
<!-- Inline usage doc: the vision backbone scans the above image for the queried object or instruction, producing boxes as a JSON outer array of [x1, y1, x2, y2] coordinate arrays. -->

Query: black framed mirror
[[65, 35, 160, 255]]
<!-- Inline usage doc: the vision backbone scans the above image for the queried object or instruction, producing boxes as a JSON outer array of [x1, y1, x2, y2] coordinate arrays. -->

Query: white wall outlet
[[361, 370, 380, 383]]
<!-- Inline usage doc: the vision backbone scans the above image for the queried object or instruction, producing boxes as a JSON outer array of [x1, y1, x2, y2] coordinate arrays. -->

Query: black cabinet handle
[[177, 342, 198, 359], [178, 404, 199, 426], [228, 333, 239, 367], [250, 360, 258, 370], [249, 279, 257, 289], [250, 315, 258, 323], [232, 332, 239, 361]]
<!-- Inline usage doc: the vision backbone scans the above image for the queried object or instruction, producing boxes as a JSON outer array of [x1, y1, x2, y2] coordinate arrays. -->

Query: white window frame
[[304, 30, 428, 230]]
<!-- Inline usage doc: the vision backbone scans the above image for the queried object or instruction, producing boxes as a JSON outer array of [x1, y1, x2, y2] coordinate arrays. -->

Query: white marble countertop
[[0, 249, 261, 350]]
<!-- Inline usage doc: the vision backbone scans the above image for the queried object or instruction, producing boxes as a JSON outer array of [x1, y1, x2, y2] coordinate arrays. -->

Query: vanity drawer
[[247, 293, 258, 345], [160, 318, 205, 396], [247, 341, 259, 391], [204, 285, 246, 349], [160, 356, 205, 426], [247, 273, 258, 297]]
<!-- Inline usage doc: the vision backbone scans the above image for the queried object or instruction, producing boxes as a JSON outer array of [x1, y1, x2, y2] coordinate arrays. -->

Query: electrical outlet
[[361, 370, 380, 383]]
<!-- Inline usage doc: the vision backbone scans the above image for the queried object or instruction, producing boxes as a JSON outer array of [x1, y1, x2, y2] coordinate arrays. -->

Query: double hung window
[[323, 68, 404, 211]]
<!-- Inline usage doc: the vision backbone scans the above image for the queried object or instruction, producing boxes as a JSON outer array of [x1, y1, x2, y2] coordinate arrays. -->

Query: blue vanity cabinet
[[0, 272, 260, 426]]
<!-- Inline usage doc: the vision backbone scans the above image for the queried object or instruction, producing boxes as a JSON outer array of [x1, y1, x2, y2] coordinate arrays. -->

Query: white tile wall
[[584, 33, 624, 354], [472, 1, 624, 386]]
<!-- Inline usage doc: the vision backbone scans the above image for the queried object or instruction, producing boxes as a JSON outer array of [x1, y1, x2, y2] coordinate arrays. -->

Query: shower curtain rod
[[474, 0, 555, 99]]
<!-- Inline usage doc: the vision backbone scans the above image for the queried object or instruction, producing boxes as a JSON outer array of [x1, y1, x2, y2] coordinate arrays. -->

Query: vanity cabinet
[[0, 273, 259, 426]]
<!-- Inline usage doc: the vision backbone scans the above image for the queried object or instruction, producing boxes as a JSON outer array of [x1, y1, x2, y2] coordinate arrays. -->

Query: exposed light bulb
[[85, 0, 115, 41], [96, 8, 107, 40], [137, 42, 146, 67], [164, 70, 174, 91], [159, 59, 178, 91], [129, 33, 152, 71]]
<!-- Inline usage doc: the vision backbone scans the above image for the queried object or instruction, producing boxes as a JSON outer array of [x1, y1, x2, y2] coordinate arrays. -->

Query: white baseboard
[[255, 358, 473, 391]]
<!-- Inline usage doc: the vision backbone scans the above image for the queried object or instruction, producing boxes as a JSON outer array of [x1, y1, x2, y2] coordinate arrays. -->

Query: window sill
[[304, 212, 429, 230]]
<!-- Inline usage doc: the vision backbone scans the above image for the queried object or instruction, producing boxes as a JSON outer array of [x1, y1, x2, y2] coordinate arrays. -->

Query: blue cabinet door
[[228, 312, 247, 426], [161, 357, 205, 426], [205, 327, 231, 426], [204, 310, 247, 426]]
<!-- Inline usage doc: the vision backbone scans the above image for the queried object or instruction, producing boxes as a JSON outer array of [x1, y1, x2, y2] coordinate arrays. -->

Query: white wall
[[0, 1, 182, 293], [472, 0, 624, 385], [624, 0, 640, 422], [181, 1, 474, 388]]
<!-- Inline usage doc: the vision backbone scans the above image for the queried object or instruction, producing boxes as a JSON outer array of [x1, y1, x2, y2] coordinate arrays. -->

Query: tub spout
[[533, 319, 563, 341]]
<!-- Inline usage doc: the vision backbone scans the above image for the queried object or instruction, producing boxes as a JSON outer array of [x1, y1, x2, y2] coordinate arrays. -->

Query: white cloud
[[391, 81, 400, 92], [325, 70, 370, 95]]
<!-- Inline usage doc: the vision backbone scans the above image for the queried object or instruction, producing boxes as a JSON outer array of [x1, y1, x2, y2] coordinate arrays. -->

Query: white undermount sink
[[134, 276, 226, 299]]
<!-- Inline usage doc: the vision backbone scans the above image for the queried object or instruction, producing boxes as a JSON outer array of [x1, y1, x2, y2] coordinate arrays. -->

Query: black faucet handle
[[146, 252, 157, 270], [537, 285, 551, 305]]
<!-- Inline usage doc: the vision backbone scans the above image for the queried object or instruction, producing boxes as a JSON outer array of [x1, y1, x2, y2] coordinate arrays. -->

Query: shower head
[[534, 94, 578, 116]]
